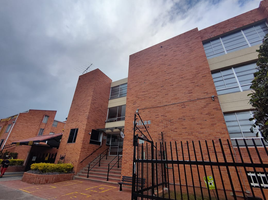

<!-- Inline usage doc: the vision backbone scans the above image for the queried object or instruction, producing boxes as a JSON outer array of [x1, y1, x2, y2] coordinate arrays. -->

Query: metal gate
[[132, 112, 268, 200]]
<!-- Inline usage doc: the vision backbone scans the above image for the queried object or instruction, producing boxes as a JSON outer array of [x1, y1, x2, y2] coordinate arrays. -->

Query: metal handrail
[[87, 148, 108, 178], [107, 154, 122, 181], [80, 145, 102, 163]]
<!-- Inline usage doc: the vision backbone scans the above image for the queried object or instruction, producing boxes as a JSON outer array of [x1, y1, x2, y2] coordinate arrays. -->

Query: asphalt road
[[0, 172, 45, 200]]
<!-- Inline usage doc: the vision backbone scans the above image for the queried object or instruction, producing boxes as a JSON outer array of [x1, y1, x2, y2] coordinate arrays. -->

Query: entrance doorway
[[106, 134, 123, 156]]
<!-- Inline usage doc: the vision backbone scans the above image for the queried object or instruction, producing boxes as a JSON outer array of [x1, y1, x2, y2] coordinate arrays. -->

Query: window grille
[[212, 63, 257, 95], [110, 83, 127, 99], [203, 22, 268, 59]]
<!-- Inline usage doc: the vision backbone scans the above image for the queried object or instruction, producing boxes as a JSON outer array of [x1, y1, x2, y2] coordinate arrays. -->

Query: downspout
[[1, 113, 20, 150]]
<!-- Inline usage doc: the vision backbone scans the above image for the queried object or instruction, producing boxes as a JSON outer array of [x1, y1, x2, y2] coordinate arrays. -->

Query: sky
[[0, 0, 262, 121]]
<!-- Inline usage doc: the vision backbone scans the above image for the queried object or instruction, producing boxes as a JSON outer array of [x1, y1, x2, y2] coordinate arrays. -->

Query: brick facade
[[56, 69, 112, 172], [0, 110, 65, 161]]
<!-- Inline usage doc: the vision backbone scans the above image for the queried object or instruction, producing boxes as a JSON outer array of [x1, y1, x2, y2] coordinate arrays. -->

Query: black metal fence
[[132, 138, 268, 200]]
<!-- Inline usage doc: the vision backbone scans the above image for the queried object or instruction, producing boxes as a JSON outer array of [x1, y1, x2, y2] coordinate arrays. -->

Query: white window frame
[[212, 63, 257, 95], [203, 22, 268, 59], [42, 115, 49, 124], [5, 124, 12, 133]]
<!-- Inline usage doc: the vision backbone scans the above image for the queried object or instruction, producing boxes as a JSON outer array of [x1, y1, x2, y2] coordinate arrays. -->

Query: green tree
[[248, 34, 268, 141]]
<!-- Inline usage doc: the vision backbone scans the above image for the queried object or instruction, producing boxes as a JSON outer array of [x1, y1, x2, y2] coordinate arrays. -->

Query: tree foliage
[[248, 34, 268, 141]]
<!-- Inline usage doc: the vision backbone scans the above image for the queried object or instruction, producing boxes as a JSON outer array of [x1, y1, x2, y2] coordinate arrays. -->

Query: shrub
[[0, 159, 24, 166], [30, 163, 74, 173]]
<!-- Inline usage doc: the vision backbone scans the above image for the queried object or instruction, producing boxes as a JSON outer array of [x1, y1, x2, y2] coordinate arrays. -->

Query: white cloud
[[0, 0, 261, 121]]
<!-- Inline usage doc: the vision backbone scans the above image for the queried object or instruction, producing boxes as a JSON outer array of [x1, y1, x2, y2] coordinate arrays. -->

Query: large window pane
[[212, 63, 257, 95], [107, 105, 126, 122], [110, 83, 127, 99], [203, 22, 268, 59], [224, 111, 264, 146]]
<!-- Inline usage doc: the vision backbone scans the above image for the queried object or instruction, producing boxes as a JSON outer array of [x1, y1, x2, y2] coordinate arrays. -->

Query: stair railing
[[87, 148, 108, 178], [107, 154, 122, 181], [80, 145, 103, 164]]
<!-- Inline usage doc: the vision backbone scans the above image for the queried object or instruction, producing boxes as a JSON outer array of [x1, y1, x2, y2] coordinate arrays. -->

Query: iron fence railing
[[87, 148, 108, 178], [132, 138, 268, 200], [107, 154, 122, 181]]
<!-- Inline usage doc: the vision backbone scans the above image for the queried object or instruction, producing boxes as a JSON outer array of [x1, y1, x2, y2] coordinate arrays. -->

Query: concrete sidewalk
[[0, 178, 131, 200], [0, 172, 24, 181]]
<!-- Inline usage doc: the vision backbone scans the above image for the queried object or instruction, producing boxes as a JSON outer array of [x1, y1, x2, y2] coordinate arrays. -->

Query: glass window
[[49, 132, 55, 135], [67, 128, 78, 143], [224, 111, 264, 146], [38, 128, 44, 136], [110, 83, 127, 99], [0, 139, 4, 148], [107, 105, 126, 122], [89, 129, 103, 145], [52, 121, 58, 127], [5, 124, 12, 133], [42, 115, 49, 123], [203, 22, 268, 59], [212, 63, 257, 95]]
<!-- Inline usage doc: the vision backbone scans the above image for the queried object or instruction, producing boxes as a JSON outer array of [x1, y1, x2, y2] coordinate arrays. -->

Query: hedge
[[30, 163, 74, 173], [0, 159, 24, 166]]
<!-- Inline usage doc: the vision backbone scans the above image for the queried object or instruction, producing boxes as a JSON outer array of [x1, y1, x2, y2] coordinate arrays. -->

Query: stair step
[[82, 167, 122, 172], [78, 172, 121, 177], [74, 176, 120, 185], [78, 174, 120, 180]]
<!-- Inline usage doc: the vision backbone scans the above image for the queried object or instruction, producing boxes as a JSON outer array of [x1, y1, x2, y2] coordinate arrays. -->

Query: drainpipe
[[1, 113, 20, 150]]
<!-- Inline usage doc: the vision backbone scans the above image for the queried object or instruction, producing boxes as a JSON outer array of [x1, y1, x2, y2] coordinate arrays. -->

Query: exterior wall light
[[211, 95, 215, 101]]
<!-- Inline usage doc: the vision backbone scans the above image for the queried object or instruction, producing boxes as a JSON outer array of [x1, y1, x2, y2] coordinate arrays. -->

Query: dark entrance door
[[106, 134, 123, 156], [24, 146, 57, 171]]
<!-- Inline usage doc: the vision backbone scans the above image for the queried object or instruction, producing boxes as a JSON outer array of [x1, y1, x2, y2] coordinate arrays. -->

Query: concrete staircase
[[74, 155, 122, 185]]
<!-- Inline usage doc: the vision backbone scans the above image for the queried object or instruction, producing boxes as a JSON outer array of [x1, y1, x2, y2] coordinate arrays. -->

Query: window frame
[[224, 111, 264, 146], [203, 22, 268, 59], [106, 105, 126, 122], [109, 83, 127, 100], [89, 130, 103, 146], [67, 128, 78, 143], [5, 124, 12, 133], [212, 63, 257, 95], [52, 121, 58, 127], [42, 115, 49, 124], [38, 128, 44, 136]]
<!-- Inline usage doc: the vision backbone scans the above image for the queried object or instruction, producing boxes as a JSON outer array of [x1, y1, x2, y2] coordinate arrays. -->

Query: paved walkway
[[0, 173, 131, 200]]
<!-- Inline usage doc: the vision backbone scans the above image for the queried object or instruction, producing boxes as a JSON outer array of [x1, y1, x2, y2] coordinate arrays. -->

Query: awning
[[97, 126, 124, 134], [12, 133, 63, 148]]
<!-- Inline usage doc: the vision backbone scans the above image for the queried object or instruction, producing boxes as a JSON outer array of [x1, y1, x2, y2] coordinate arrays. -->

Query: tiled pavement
[[0, 173, 131, 200]]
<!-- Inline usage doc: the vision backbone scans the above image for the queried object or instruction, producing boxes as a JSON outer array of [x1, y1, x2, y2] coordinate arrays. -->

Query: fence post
[[151, 141, 154, 197]]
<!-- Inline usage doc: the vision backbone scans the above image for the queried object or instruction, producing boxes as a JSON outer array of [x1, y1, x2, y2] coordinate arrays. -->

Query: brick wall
[[122, 27, 231, 177], [22, 172, 74, 184], [56, 69, 112, 173], [0, 110, 64, 161]]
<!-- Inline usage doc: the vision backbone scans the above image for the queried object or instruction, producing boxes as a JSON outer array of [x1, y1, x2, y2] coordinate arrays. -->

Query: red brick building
[[56, 0, 268, 195], [0, 109, 65, 166]]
